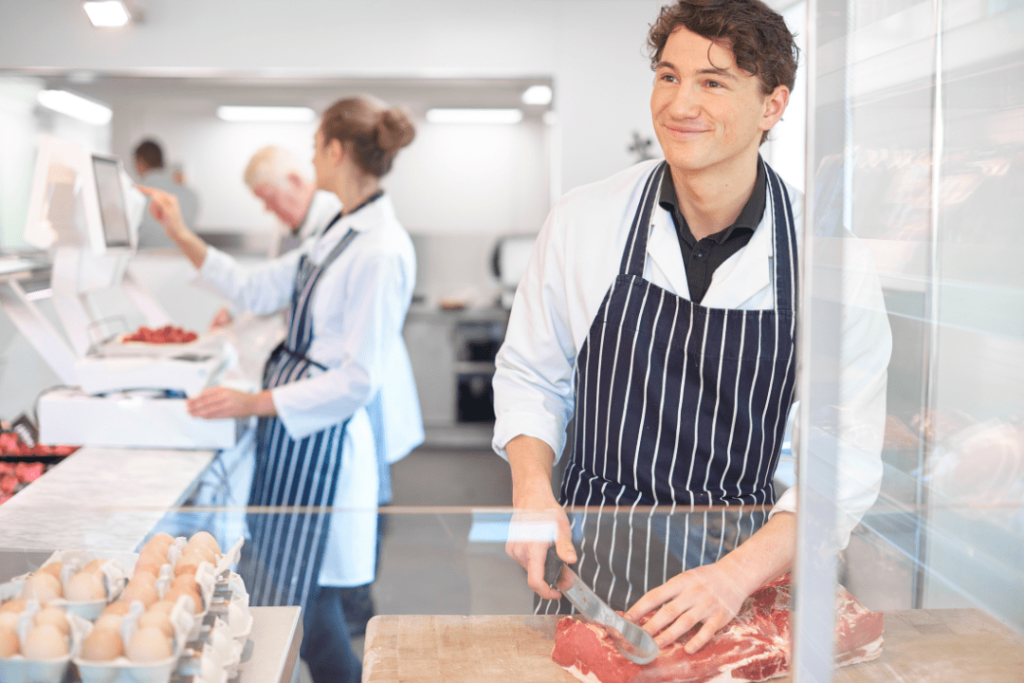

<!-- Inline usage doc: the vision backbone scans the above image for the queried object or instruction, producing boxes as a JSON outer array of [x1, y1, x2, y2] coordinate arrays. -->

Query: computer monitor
[[23, 136, 143, 293], [91, 154, 131, 249]]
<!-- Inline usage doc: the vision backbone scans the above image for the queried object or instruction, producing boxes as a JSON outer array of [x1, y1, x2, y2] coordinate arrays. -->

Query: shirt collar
[[658, 157, 767, 245]]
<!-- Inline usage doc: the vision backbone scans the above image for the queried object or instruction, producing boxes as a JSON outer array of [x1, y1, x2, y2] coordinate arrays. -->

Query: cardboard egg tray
[[0, 536, 251, 683]]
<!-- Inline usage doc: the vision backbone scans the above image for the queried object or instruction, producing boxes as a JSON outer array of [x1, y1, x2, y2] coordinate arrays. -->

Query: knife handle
[[543, 544, 564, 589]]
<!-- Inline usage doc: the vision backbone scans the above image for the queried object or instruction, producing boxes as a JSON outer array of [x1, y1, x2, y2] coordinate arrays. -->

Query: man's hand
[[186, 386, 274, 420], [624, 561, 748, 653], [506, 490, 576, 601], [505, 435, 576, 602], [624, 512, 796, 654], [208, 307, 233, 332], [138, 185, 188, 240]]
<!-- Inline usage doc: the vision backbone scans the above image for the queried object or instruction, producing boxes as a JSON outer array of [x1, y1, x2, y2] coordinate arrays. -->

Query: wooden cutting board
[[363, 609, 1024, 683]]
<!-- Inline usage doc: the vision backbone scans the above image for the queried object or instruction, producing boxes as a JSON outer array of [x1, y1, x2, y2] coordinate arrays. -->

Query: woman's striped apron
[[540, 160, 798, 614], [244, 214, 358, 614]]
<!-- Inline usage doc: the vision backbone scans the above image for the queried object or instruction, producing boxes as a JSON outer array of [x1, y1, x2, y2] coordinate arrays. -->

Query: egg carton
[[75, 595, 194, 683], [0, 601, 91, 683], [1, 553, 130, 621]]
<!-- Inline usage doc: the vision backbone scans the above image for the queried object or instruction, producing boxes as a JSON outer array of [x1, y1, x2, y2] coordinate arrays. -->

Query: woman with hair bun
[[139, 97, 423, 683]]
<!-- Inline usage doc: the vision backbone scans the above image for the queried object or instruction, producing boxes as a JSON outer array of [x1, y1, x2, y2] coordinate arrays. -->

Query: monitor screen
[[91, 155, 130, 248]]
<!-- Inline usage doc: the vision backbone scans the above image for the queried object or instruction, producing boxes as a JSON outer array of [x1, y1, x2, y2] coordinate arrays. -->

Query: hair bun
[[376, 108, 416, 151]]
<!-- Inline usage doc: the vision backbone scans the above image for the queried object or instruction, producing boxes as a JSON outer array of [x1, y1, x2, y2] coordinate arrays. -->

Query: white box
[[39, 388, 241, 449], [75, 352, 228, 397]]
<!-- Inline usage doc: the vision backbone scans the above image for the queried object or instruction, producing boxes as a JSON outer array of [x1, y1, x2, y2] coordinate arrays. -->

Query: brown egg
[[173, 556, 202, 578], [126, 626, 173, 663], [134, 560, 165, 580], [36, 563, 63, 580], [182, 544, 216, 564], [80, 628, 123, 661], [22, 624, 69, 659], [145, 536, 173, 553], [188, 531, 220, 554], [81, 559, 106, 574], [93, 614, 123, 632], [170, 574, 197, 592], [33, 607, 70, 636], [0, 612, 19, 631], [65, 572, 106, 602], [137, 547, 168, 568], [21, 573, 63, 603], [163, 586, 202, 614], [101, 601, 131, 617], [0, 627, 18, 658], [138, 609, 174, 638], [0, 599, 25, 614], [128, 572, 156, 589], [150, 532, 175, 546], [148, 600, 174, 615], [119, 582, 159, 608]]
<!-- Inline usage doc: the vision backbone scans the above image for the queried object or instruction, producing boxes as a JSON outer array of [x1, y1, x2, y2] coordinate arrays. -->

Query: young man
[[494, 0, 890, 655]]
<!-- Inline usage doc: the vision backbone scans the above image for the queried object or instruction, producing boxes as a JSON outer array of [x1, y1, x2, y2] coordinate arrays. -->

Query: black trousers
[[301, 585, 362, 683]]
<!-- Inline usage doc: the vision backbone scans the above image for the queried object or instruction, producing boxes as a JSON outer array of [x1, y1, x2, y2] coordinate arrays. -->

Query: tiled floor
[[298, 445, 533, 682]]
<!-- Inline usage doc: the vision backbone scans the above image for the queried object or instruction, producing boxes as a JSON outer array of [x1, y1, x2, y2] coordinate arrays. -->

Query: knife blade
[[544, 545, 659, 665]]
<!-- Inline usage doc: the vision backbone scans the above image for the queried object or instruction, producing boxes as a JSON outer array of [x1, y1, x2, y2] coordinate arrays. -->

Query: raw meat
[[551, 574, 883, 683], [122, 325, 198, 344]]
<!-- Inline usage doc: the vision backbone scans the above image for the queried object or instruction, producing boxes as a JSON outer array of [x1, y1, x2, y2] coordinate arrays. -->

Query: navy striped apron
[[244, 214, 358, 613], [540, 160, 798, 614]]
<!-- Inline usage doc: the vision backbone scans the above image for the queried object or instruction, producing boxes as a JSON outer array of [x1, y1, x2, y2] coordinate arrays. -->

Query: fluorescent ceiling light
[[83, 1, 132, 27], [522, 85, 553, 106], [216, 106, 317, 123], [426, 108, 523, 125], [37, 90, 112, 126]]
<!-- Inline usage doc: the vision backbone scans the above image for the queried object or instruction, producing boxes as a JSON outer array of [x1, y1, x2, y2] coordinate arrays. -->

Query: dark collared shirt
[[658, 161, 767, 304]]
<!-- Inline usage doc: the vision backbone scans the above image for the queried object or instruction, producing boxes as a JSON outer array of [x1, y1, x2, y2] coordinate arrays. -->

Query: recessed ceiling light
[[83, 1, 132, 28], [425, 108, 524, 125], [37, 90, 113, 126], [216, 106, 317, 123], [522, 85, 553, 106]]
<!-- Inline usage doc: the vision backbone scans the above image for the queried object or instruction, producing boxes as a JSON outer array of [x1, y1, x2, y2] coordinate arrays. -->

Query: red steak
[[551, 574, 883, 683]]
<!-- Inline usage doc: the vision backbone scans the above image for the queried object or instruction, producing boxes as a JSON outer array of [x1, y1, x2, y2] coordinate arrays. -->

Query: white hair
[[244, 146, 308, 189]]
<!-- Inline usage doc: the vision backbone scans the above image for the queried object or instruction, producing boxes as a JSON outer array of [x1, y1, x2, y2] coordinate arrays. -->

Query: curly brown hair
[[647, 0, 799, 96]]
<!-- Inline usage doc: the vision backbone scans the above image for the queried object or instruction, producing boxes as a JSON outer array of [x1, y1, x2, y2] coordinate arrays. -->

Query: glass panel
[[803, 0, 1024, 679]]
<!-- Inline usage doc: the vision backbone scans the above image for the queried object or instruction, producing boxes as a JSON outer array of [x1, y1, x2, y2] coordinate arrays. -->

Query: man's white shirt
[[492, 160, 891, 548]]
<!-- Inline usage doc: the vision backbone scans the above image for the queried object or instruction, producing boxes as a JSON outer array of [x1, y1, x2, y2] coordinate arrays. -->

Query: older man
[[244, 145, 341, 255]]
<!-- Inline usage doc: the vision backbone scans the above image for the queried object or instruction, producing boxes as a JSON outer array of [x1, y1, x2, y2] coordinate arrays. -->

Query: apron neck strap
[[763, 159, 798, 314], [620, 162, 668, 277]]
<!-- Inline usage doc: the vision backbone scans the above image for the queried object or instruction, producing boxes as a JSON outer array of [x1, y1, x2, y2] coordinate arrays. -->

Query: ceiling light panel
[[522, 85, 553, 106], [83, 1, 132, 27], [216, 106, 317, 123], [425, 108, 524, 125], [37, 90, 113, 126]]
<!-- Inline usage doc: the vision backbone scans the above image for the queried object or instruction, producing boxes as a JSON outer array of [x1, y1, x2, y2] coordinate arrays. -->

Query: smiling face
[[651, 26, 788, 179]]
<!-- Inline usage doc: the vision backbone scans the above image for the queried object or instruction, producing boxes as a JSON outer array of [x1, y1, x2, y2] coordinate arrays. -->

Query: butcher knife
[[544, 545, 659, 665]]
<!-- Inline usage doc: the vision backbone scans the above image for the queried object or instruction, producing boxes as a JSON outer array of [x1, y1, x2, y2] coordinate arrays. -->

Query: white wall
[[0, 0, 662, 199], [112, 106, 551, 235]]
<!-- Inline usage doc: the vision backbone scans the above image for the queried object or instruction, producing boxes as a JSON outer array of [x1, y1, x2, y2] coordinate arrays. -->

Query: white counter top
[[0, 446, 215, 551]]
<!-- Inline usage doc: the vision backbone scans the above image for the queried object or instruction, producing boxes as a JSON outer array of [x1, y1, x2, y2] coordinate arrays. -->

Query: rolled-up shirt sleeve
[[492, 202, 579, 462], [271, 248, 410, 440]]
